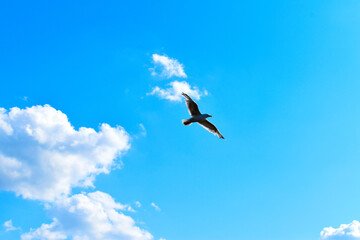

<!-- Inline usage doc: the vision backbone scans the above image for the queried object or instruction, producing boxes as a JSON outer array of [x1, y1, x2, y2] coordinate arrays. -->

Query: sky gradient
[[1, 1, 360, 240]]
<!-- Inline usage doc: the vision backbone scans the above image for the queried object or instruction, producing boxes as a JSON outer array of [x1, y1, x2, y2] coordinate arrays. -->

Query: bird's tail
[[182, 119, 192, 126]]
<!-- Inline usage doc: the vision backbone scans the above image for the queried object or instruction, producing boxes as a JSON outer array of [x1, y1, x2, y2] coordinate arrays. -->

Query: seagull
[[181, 92, 224, 139]]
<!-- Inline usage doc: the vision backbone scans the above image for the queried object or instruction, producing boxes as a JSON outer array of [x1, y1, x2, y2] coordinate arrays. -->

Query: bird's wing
[[182, 92, 201, 116], [198, 120, 225, 139]]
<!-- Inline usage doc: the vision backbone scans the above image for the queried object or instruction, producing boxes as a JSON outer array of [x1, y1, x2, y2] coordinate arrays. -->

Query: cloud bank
[[21, 191, 152, 240], [321, 220, 360, 240], [148, 80, 207, 102], [150, 54, 187, 78], [0, 105, 130, 201]]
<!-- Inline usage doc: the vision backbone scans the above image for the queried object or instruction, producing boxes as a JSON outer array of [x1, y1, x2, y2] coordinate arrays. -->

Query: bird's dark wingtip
[[181, 92, 190, 99]]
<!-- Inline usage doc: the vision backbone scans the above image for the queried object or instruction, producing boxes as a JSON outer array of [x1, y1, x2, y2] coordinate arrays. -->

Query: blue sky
[[1, 1, 360, 240]]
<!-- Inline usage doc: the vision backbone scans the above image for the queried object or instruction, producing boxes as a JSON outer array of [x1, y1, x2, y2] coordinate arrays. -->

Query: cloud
[[21, 191, 152, 240], [3, 219, 19, 232], [139, 124, 146, 137], [321, 220, 360, 240], [135, 201, 141, 208], [0, 105, 130, 201], [21, 219, 67, 240], [148, 81, 207, 102], [151, 202, 160, 211], [150, 54, 187, 78]]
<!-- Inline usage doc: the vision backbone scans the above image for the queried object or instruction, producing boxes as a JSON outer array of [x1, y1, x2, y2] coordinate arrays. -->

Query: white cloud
[[148, 81, 207, 102], [0, 108, 13, 135], [3, 219, 19, 232], [135, 201, 141, 208], [150, 54, 187, 78], [21, 191, 153, 240], [151, 202, 160, 211], [139, 124, 146, 137], [21, 219, 67, 240], [321, 220, 360, 240], [0, 105, 130, 201]]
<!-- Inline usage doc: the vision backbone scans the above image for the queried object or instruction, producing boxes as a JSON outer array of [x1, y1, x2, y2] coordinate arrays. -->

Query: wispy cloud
[[135, 201, 142, 208], [139, 124, 146, 137], [320, 220, 360, 239], [148, 80, 207, 102], [3, 220, 19, 232], [150, 54, 187, 78], [151, 202, 161, 211]]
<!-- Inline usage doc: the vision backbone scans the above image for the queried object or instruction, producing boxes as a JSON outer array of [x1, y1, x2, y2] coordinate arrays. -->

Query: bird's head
[[206, 114, 213, 118]]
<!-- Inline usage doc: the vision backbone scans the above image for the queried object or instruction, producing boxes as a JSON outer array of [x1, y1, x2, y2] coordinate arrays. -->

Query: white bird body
[[181, 93, 224, 139]]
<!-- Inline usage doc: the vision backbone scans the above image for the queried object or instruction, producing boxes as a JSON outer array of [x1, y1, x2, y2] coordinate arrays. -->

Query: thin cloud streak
[[151, 202, 161, 211]]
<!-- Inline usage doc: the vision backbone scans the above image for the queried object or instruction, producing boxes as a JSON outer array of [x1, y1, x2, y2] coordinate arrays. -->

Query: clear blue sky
[[1, 1, 360, 240]]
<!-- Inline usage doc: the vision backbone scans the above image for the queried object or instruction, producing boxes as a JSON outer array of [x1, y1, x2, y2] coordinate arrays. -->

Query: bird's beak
[[209, 115, 213, 117]]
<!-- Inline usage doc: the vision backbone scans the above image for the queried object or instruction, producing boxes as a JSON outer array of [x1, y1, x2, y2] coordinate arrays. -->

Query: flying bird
[[181, 93, 224, 139]]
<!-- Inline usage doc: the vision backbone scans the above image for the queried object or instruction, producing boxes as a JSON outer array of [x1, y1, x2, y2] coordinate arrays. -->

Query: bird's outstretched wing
[[182, 92, 201, 116], [198, 120, 225, 139]]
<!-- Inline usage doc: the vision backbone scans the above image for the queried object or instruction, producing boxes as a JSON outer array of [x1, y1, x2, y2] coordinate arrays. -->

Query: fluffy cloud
[[3, 219, 19, 232], [0, 105, 130, 201], [21, 219, 66, 240], [150, 54, 187, 78], [321, 220, 360, 240], [148, 81, 207, 102], [21, 191, 152, 240]]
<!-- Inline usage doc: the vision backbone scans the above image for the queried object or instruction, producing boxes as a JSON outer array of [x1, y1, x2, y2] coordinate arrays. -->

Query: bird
[[181, 92, 224, 139]]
